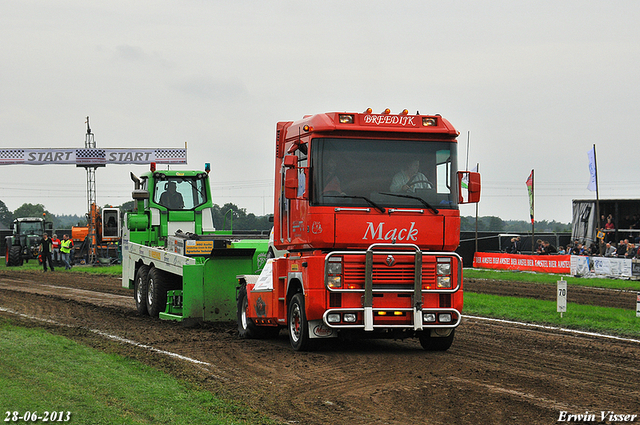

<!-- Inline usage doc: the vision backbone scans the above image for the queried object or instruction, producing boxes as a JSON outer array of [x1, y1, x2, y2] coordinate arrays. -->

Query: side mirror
[[458, 171, 481, 204], [284, 168, 298, 199]]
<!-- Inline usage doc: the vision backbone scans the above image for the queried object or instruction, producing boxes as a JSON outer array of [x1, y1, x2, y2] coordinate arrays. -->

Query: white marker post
[[636, 293, 640, 318], [557, 280, 567, 318]]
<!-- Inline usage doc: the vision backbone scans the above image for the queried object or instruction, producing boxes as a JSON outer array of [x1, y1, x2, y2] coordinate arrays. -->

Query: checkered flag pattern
[[155, 148, 187, 164], [76, 149, 106, 164], [0, 149, 25, 164]]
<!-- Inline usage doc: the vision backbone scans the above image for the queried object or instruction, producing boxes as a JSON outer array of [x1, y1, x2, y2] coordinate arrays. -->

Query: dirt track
[[1, 269, 639, 425]]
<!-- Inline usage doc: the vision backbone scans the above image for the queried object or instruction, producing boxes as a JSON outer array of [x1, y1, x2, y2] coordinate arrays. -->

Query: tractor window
[[19, 221, 43, 235], [153, 177, 207, 210]]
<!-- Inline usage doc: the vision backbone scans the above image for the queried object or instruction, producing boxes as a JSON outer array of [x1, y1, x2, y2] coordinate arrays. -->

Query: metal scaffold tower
[[83, 117, 101, 264]]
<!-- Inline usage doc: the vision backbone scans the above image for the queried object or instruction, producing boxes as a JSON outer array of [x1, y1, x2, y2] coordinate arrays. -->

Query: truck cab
[[239, 109, 480, 351]]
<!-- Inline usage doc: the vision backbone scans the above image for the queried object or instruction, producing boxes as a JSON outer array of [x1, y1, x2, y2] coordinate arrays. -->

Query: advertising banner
[[0, 148, 187, 165], [473, 252, 571, 274], [591, 257, 632, 278]]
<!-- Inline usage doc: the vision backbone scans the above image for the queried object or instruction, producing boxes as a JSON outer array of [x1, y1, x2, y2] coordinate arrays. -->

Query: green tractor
[[5, 216, 53, 266]]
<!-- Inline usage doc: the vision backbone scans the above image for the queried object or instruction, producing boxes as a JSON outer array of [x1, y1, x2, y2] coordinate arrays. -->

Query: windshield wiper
[[325, 195, 386, 213], [379, 192, 439, 214]]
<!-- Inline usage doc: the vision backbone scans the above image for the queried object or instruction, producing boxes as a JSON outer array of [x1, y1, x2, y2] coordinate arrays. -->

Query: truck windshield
[[310, 138, 458, 209], [153, 177, 207, 210]]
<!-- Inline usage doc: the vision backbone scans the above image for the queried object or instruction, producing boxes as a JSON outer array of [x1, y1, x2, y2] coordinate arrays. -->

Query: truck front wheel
[[146, 267, 168, 317], [418, 329, 455, 351], [134, 265, 150, 315], [288, 293, 313, 351]]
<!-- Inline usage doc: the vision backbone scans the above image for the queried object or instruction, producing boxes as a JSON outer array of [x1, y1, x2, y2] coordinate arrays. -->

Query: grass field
[[0, 319, 276, 425], [464, 268, 640, 292]]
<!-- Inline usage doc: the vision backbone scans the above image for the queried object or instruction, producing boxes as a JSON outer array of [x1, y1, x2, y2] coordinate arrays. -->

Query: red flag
[[526, 170, 534, 224]]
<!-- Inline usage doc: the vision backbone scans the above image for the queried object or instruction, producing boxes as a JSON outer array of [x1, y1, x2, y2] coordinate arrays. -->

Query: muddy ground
[[1, 268, 639, 425]]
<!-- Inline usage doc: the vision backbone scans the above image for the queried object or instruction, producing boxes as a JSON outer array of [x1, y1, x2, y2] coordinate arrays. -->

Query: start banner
[[0, 148, 187, 165], [473, 252, 571, 274]]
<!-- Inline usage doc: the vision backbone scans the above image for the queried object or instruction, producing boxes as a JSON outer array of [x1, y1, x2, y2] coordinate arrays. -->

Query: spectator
[[625, 243, 637, 259], [540, 241, 557, 255], [51, 234, 61, 266], [557, 246, 566, 255], [604, 216, 615, 242], [508, 236, 521, 254], [617, 239, 628, 258], [604, 243, 617, 257], [535, 239, 544, 254], [39, 233, 55, 272]]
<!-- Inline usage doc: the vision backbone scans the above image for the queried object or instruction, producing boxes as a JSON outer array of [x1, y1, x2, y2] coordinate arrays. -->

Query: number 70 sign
[[557, 280, 567, 316]]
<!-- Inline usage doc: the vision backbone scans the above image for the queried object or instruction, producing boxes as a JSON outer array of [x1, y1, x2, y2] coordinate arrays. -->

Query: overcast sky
[[1, 1, 639, 223]]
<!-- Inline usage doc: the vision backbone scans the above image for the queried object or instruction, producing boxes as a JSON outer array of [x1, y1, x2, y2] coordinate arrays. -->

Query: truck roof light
[[363, 108, 373, 114], [423, 117, 437, 127], [205, 163, 210, 174], [382, 108, 391, 115], [338, 114, 354, 124], [303, 125, 313, 132], [400, 109, 409, 115], [150, 162, 156, 172]]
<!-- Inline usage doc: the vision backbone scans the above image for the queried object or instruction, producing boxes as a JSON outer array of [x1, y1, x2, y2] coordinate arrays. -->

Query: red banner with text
[[473, 252, 571, 274]]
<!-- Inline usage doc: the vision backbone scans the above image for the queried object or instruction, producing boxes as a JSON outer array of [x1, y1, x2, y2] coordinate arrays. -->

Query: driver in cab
[[390, 159, 432, 193], [160, 181, 184, 209]]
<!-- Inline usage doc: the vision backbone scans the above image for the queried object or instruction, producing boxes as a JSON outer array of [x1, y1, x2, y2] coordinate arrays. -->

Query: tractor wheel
[[418, 329, 455, 351], [134, 265, 150, 315], [237, 284, 279, 339], [7, 246, 22, 267], [288, 293, 313, 351], [146, 267, 168, 317]]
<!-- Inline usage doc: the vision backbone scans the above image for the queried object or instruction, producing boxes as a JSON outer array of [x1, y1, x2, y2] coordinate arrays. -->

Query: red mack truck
[[237, 108, 481, 351]]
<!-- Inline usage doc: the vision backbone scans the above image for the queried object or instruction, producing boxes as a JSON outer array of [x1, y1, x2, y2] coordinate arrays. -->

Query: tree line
[[461, 216, 571, 233], [1, 200, 273, 232], [1, 199, 570, 234]]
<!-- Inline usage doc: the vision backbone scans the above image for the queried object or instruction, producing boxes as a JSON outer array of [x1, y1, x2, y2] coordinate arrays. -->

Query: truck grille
[[343, 259, 436, 288]]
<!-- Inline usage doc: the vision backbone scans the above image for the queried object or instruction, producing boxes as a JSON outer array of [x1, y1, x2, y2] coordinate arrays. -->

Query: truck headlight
[[436, 262, 451, 275], [343, 313, 357, 322], [327, 276, 342, 288], [327, 313, 341, 323], [438, 313, 452, 323], [423, 313, 436, 323], [327, 257, 343, 288], [437, 276, 451, 288]]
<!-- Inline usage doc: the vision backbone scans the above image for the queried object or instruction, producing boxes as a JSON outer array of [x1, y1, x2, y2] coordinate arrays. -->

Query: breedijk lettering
[[363, 115, 416, 126], [363, 222, 418, 241]]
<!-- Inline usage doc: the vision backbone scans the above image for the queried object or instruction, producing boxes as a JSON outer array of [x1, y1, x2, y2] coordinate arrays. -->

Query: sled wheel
[[134, 265, 150, 315]]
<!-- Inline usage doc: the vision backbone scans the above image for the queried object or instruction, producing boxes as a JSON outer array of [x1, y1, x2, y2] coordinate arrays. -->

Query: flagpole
[[593, 144, 601, 249], [475, 163, 479, 253], [526, 170, 535, 253]]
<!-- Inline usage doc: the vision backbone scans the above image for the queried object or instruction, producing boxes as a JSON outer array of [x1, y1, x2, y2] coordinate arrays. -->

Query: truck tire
[[418, 329, 455, 351], [146, 267, 168, 317], [237, 285, 279, 339], [134, 265, 150, 315], [288, 293, 313, 351], [7, 246, 22, 267]]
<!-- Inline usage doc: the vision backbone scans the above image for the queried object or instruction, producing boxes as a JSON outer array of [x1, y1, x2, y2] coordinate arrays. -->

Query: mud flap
[[308, 320, 337, 339]]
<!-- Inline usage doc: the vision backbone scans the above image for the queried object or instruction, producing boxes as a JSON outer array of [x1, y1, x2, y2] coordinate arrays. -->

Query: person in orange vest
[[51, 234, 61, 266]]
